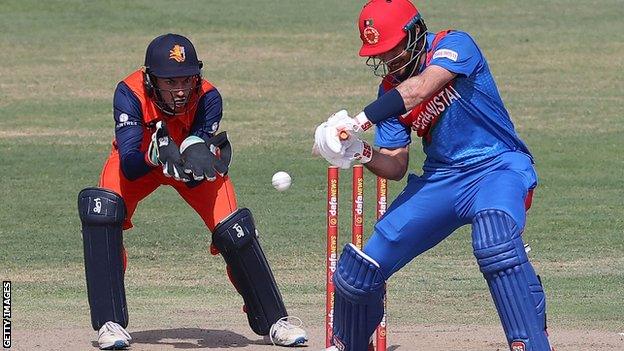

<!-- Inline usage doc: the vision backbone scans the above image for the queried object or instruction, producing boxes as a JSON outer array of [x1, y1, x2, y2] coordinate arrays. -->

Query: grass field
[[1, 1, 623, 350]]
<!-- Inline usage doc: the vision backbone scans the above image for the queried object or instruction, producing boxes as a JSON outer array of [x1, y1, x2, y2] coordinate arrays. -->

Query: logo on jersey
[[169, 44, 186, 63], [432, 49, 458, 61], [362, 19, 380, 45], [400, 83, 462, 141], [115, 113, 139, 129]]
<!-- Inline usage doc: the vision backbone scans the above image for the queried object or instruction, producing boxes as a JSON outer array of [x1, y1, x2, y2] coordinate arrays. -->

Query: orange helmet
[[358, 0, 427, 77]]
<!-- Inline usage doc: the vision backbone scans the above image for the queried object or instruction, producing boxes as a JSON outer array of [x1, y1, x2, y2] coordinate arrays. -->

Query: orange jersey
[[99, 69, 236, 230]]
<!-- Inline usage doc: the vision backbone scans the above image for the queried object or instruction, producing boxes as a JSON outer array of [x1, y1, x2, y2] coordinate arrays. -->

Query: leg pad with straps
[[472, 210, 551, 351], [332, 243, 385, 351], [212, 208, 287, 335], [78, 187, 128, 330]]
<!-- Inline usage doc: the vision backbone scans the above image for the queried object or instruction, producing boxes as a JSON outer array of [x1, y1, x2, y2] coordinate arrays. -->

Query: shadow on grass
[[91, 328, 264, 349]]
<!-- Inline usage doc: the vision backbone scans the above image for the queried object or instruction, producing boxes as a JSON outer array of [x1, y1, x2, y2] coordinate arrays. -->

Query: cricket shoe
[[97, 321, 131, 350], [266, 316, 308, 347]]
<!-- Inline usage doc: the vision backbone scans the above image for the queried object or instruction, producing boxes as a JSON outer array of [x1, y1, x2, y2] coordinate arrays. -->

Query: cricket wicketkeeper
[[77, 33, 307, 350]]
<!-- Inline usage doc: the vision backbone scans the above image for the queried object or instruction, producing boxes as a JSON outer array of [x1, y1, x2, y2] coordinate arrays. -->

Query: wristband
[[362, 88, 407, 124]]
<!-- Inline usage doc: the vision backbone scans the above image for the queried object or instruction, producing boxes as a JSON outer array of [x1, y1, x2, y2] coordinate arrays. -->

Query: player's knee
[[78, 187, 126, 226], [471, 209, 528, 274], [335, 243, 386, 307], [212, 208, 256, 252]]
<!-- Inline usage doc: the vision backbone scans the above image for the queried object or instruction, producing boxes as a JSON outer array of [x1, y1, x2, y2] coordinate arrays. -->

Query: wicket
[[326, 165, 388, 350]]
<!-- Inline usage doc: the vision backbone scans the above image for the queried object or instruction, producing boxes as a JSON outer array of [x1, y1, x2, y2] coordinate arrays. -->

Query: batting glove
[[313, 123, 372, 169]]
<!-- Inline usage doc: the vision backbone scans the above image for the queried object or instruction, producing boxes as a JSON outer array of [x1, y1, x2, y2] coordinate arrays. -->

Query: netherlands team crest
[[169, 44, 186, 62]]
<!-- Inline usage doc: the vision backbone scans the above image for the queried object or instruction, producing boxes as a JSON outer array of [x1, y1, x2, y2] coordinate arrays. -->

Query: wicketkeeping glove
[[147, 121, 190, 182], [180, 132, 232, 181]]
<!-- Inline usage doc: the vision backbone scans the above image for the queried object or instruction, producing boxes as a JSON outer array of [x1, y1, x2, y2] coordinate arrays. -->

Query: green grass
[[1, 0, 623, 337]]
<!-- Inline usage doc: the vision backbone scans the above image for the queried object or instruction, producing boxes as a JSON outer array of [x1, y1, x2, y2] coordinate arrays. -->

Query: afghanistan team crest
[[169, 44, 186, 62], [363, 19, 379, 45]]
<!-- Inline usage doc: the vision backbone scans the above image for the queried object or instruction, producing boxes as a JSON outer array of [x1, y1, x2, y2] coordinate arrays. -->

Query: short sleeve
[[429, 31, 483, 77]]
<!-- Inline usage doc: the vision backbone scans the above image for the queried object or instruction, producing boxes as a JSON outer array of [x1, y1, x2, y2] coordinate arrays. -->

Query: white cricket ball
[[271, 171, 292, 191]]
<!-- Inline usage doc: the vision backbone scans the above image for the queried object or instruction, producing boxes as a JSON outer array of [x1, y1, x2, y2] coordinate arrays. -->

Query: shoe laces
[[269, 316, 303, 345]]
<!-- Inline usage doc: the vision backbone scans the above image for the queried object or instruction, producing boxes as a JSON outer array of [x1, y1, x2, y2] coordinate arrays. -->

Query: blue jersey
[[375, 30, 532, 170]]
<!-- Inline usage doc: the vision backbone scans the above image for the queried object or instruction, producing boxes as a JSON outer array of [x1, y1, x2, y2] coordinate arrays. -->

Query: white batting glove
[[344, 137, 373, 164], [313, 109, 363, 155], [313, 125, 373, 169], [325, 154, 353, 169], [334, 133, 372, 169], [313, 120, 343, 159], [328, 110, 373, 135], [327, 109, 372, 132], [317, 110, 351, 156]]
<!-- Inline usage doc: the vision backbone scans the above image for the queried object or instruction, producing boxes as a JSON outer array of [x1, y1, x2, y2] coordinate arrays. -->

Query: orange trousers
[[99, 150, 238, 232]]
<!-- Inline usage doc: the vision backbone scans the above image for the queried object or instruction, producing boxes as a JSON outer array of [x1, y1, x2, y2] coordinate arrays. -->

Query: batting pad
[[333, 243, 386, 351], [472, 210, 550, 351], [78, 187, 128, 330], [212, 208, 287, 335]]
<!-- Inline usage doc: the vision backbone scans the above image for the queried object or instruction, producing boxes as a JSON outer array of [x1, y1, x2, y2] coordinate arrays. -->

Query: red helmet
[[358, 0, 421, 57]]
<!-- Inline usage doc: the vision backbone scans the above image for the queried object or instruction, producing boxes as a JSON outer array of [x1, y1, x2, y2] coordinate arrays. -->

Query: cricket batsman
[[313, 1, 553, 350], [77, 33, 307, 349]]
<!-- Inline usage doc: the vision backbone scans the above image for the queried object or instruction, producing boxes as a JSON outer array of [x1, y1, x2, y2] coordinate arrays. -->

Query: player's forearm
[[116, 125, 154, 180], [358, 66, 456, 127], [120, 151, 153, 180], [396, 76, 428, 110], [364, 147, 409, 181], [398, 65, 457, 110]]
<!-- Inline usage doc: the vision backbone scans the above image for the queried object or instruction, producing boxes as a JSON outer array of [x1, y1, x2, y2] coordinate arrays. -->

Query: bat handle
[[338, 129, 349, 141]]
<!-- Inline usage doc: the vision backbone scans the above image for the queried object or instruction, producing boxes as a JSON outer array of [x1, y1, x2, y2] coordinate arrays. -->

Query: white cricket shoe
[[97, 321, 131, 350], [267, 316, 308, 347]]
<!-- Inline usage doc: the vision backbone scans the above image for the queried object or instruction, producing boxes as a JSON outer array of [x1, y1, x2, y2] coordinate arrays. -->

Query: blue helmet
[[144, 33, 202, 77], [143, 33, 203, 115]]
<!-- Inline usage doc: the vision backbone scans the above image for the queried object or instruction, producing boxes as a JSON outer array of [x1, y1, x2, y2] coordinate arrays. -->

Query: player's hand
[[326, 109, 372, 136], [180, 132, 232, 181], [313, 110, 356, 158], [327, 109, 359, 141], [179, 136, 217, 181], [313, 124, 372, 169], [313, 121, 342, 161], [342, 134, 373, 165], [147, 121, 190, 182]]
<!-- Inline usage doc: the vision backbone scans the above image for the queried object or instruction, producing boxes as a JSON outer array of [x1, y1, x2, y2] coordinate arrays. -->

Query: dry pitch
[[12, 323, 624, 350]]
